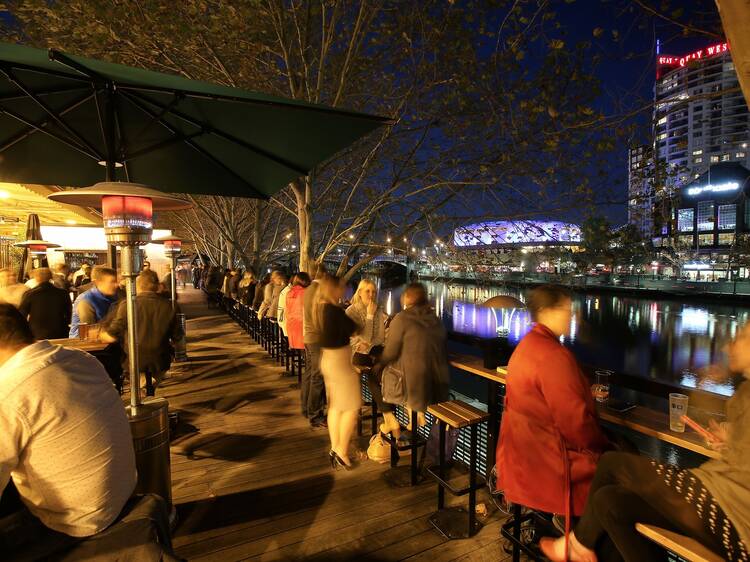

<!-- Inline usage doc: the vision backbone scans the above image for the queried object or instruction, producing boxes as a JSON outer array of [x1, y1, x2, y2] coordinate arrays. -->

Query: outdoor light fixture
[[48, 183, 191, 412]]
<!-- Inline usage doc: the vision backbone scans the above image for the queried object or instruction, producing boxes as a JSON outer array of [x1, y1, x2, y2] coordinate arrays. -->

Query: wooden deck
[[161, 288, 510, 561]]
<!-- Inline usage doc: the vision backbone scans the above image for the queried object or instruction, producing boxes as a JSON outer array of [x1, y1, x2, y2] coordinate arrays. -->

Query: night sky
[[555, 0, 723, 224]]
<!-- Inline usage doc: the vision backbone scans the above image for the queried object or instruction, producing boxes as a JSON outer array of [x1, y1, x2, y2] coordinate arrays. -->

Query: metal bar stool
[[382, 408, 427, 488], [426, 400, 490, 539]]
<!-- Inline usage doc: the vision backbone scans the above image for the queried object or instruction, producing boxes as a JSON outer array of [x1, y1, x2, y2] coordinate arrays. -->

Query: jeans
[[302, 343, 325, 422], [575, 451, 724, 562], [0, 483, 78, 561]]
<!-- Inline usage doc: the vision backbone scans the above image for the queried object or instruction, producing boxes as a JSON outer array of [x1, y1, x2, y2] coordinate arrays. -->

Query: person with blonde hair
[[237, 270, 257, 306], [346, 279, 392, 431], [315, 274, 362, 469]]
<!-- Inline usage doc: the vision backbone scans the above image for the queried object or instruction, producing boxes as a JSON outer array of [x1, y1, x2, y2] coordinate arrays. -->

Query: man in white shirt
[[0, 304, 137, 557]]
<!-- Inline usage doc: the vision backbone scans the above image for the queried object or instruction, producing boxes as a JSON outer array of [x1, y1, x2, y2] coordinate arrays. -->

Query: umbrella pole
[[170, 256, 177, 310], [121, 245, 142, 412]]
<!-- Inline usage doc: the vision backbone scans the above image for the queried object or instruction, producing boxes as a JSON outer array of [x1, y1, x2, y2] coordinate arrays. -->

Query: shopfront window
[[677, 208, 694, 232], [697, 201, 715, 231], [679, 235, 694, 249], [698, 233, 714, 246], [718, 233, 735, 246], [718, 204, 736, 230]]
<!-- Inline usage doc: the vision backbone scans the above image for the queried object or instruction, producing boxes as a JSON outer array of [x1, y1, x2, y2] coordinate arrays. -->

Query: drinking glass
[[78, 323, 90, 341], [592, 370, 612, 403], [669, 393, 689, 432]]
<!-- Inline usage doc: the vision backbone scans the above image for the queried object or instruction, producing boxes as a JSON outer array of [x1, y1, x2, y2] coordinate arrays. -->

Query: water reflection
[[380, 281, 744, 397]]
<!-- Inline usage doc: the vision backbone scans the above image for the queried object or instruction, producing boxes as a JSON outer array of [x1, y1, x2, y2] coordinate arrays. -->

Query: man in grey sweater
[[302, 265, 327, 428]]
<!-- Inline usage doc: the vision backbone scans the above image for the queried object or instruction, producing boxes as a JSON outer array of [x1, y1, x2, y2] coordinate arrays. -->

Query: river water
[[376, 280, 748, 397]]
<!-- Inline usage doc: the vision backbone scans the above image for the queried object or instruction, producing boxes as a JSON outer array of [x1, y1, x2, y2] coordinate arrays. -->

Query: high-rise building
[[655, 41, 749, 180], [627, 144, 654, 239], [638, 41, 750, 251]]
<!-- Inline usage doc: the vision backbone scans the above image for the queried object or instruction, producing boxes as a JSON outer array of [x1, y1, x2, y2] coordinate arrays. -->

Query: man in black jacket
[[101, 270, 183, 392], [19, 268, 72, 340]]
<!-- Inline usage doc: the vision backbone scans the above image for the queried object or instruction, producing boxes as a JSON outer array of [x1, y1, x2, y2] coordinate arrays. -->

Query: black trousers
[[575, 451, 724, 562], [364, 367, 394, 413]]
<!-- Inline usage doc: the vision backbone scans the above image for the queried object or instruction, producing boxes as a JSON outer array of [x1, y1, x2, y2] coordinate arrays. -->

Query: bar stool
[[356, 368, 381, 437], [382, 408, 427, 487], [426, 400, 489, 539]]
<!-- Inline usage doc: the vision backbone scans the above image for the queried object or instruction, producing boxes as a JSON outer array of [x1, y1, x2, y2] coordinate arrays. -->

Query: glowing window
[[677, 209, 694, 232], [697, 201, 715, 231], [718, 204, 736, 230]]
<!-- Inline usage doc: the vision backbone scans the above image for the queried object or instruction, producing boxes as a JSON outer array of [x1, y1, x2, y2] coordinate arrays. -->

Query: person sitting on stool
[[375, 283, 450, 435]]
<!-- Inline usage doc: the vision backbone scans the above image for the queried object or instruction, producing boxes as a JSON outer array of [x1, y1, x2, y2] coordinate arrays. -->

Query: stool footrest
[[426, 464, 487, 496], [381, 431, 426, 451], [429, 507, 482, 539], [501, 508, 551, 561]]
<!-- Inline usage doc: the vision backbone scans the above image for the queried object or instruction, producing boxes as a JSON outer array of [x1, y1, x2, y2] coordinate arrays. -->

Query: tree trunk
[[294, 177, 317, 274]]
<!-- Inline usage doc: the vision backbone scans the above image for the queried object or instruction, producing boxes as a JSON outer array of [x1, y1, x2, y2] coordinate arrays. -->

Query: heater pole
[[121, 245, 142, 412], [170, 256, 177, 310]]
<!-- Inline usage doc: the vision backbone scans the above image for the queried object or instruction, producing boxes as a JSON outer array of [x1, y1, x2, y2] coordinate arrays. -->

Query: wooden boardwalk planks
[[163, 288, 509, 561]]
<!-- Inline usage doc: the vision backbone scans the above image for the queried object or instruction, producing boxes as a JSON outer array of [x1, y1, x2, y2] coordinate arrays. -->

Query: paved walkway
[[161, 287, 508, 561]]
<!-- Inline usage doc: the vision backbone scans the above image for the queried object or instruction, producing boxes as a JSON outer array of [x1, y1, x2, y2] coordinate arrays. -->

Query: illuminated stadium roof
[[454, 220, 581, 247]]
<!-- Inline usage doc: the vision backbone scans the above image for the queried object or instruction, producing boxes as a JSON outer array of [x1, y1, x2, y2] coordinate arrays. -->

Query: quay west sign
[[686, 181, 740, 196], [657, 42, 729, 69]]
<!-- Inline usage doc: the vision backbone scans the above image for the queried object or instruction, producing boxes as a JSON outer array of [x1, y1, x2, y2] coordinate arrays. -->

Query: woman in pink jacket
[[285, 272, 311, 351]]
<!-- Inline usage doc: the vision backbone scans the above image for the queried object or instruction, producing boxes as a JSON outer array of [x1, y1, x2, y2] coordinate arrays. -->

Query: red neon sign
[[657, 42, 729, 74]]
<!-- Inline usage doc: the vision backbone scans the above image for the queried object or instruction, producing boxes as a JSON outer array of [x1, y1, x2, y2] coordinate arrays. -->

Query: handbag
[[366, 434, 390, 464], [381, 362, 406, 405], [425, 419, 460, 463]]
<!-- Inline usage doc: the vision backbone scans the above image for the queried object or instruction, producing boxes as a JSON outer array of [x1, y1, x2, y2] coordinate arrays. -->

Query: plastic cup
[[592, 370, 612, 403], [669, 393, 689, 432]]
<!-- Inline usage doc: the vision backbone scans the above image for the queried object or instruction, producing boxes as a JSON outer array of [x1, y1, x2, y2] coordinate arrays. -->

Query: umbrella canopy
[[0, 43, 391, 198]]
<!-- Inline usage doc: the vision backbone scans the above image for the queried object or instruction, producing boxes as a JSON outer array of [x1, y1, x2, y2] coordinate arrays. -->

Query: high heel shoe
[[331, 451, 355, 471], [328, 450, 336, 469]]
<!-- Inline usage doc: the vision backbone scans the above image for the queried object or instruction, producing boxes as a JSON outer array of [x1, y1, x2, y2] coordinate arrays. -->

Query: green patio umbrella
[[0, 42, 391, 196]]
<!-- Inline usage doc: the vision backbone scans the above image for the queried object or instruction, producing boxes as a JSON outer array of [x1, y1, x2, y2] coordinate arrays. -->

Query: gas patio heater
[[49, 182, 191, 508], [151, 234, 190, 309], [14, 239, 61, 270], [152, 234, 190, 362]]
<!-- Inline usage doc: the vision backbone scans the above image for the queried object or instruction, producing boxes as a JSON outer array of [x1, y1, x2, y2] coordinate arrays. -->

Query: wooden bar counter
[[449, 353, 722, 461]]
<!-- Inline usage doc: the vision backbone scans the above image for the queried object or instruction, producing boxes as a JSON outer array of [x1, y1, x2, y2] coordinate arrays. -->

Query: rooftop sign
[[657, 42, 729, 72], [686, 181, 740, 196]]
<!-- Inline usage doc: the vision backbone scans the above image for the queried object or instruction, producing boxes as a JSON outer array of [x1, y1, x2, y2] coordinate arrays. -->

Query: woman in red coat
[[497, 285, 610, 521]]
